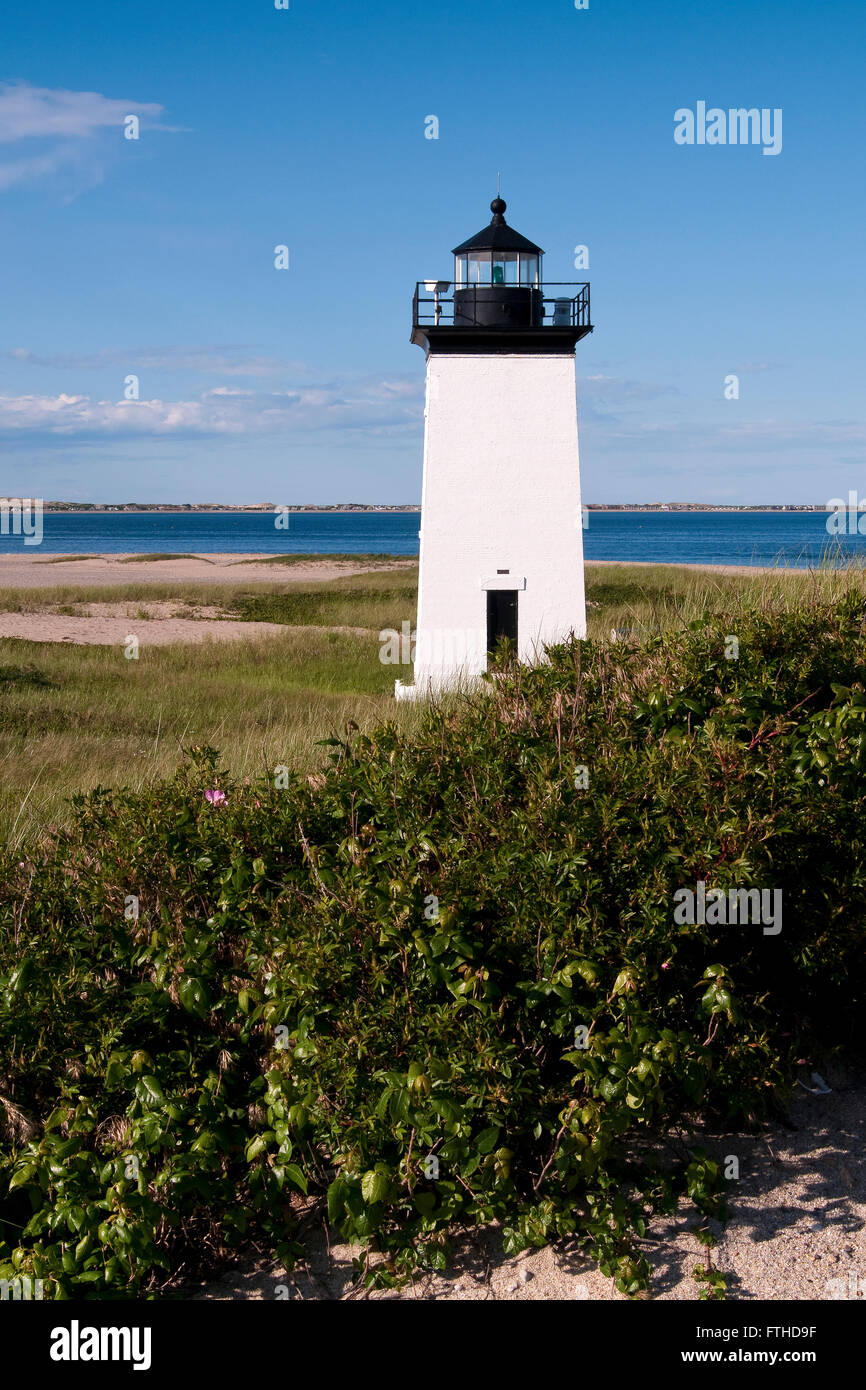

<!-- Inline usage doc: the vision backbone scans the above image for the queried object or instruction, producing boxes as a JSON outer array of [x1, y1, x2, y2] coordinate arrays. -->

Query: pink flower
[[205, 789, 227, 805], [661, 960, 672, 971]]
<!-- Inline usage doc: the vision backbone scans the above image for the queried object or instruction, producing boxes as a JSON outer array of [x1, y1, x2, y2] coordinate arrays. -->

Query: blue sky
[[1, 0, 863, 504]]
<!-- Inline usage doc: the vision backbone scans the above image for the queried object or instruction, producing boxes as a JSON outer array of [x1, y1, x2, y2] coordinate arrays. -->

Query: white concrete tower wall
[[410, 351, 586, 693]]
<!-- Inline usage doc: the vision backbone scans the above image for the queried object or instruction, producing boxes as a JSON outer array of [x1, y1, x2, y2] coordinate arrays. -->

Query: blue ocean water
[[0, 509, 864, 569]]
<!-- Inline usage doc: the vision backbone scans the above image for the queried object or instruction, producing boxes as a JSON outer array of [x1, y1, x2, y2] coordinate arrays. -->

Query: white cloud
[[0, 379, 425, 439], [0, 82, 173, 192], [0, 82, 165, 142], [0, 146, 78, 192]]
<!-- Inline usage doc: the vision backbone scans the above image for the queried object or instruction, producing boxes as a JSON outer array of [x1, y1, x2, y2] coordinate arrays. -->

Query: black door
[[486, 589, 518, 659]]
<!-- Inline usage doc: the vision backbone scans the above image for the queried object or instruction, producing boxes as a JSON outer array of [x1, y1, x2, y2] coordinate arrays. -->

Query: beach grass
[[230, 571, 420, 629], [0, 565, 419, 617], [1, 560, 864, 847], [0, 627, 423, 848], [584, 560, 866, 640], [236, 551, 410, 566]]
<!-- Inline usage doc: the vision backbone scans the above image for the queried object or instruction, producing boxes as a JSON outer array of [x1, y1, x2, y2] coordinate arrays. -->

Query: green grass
[[0, 568, 429, 845], [232, 573, 420, 629], [582, 561, 866, 641], [0, 566, 419, 617], [0, 583, 228, 612], [0, 663, 59, 690], [1, 559, 863, 848], [0, 628, 425, 848]]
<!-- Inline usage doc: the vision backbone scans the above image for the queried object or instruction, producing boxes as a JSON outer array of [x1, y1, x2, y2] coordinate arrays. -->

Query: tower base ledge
[[395, 669, 485, 702], [394, 679, 420, 702]]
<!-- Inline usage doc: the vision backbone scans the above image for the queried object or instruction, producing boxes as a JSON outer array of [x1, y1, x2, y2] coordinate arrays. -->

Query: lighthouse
[[395, 196, 593, 699]]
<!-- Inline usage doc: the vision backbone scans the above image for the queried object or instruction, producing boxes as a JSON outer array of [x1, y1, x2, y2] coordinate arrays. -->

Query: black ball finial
[[490, 196, 507, 222]]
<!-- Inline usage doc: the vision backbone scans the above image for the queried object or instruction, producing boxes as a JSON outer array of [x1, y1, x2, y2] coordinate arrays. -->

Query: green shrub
[[1, 594, 865, 1299]]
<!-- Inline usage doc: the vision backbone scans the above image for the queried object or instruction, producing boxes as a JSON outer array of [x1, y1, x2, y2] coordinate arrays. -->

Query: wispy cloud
[[0, 377, 425, 440], [581, 374, 680, 403], [0, 81, 176, 193], [0, 82, 167, 142], [5, 383, 842, 456], [589, 416, 866, 454], [3, 345, 307, 377], [577, 375, 681, 428]]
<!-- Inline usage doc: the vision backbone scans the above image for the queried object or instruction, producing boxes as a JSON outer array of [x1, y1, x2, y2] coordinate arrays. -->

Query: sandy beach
[[0, 552, 809, 647], [0, 554, 415, 645], [0, 608, 372, 647], [0, 550, 817, 647], [0, 552, 416, 589], [0, 553, 807, 592]]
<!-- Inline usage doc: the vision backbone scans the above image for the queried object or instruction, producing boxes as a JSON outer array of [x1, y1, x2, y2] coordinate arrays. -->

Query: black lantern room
[[452, 197, 544, 328], [411, 196, 592, 355]]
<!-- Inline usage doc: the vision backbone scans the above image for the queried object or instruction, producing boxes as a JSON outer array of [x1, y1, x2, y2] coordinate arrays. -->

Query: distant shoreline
[[38, 506, 423, 515], [37, 505, 831, 515]]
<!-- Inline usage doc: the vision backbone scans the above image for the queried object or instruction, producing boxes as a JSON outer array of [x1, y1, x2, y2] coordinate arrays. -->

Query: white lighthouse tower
[[396, 196, 592, 699]]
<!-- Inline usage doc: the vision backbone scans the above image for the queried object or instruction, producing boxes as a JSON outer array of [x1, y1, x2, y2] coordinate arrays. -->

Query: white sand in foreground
[[191, 1065, 865, 1301]]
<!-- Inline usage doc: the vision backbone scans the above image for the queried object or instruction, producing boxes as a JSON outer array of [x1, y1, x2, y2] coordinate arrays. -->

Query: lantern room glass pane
[[519, 255, 539, 285], [468, 252, 491, 284], [464, 251, 535, 285]]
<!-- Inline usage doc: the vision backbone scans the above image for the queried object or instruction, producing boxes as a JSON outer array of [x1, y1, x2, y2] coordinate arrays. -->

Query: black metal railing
[[412, 281, 591, 331]]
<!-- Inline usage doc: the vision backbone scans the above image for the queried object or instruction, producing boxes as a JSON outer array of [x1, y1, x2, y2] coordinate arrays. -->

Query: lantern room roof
[[451, 198, 545, 257]]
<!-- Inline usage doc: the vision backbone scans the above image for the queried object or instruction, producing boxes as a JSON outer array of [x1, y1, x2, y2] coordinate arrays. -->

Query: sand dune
[[0, 552, 799, 647], [0, 609, 293, 647], [0, 552, 416, 589]]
